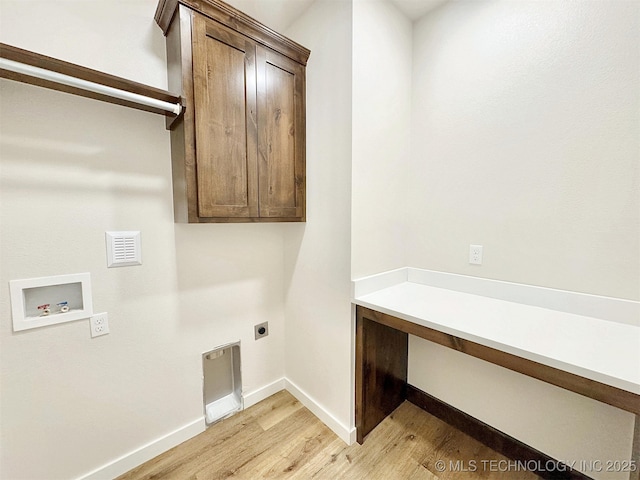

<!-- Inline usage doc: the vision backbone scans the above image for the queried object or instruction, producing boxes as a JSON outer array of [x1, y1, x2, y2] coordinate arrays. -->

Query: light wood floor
[[118, 390, 541, 479]]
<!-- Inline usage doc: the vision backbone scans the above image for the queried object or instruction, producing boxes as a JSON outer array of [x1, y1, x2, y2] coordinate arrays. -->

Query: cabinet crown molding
[[155, 0, 311, 66]]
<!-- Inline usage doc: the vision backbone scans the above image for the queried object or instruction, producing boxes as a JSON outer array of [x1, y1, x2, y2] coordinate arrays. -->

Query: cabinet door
[[192, 15, 258, 218], [257, 47, 306, 220]]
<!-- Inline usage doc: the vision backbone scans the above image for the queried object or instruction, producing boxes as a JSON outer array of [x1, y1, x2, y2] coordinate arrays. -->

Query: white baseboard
[[243, 377, 286, 409], [245, 377, 356, 443], [76, 417, 205, 480], [76, 377, 354, 479], [285, 378, 356, 445]]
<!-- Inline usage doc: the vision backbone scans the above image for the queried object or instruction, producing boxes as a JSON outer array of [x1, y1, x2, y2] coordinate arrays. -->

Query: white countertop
[[352, 269, 640, 395]]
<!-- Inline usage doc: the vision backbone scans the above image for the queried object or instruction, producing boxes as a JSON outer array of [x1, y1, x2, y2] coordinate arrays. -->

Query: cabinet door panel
[[192, 16, 258, 218], [257, 48, 305, 220], [265, 63, 296, 209]]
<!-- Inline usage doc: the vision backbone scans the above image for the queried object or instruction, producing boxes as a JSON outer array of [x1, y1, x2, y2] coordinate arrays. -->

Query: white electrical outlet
[[90, 312, 110, 338], [469, 245, 483, 265]]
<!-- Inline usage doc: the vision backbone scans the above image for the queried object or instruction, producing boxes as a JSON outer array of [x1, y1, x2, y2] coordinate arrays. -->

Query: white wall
[[283, 0, 354, 441], [407, 0, 640, 300], [406, 1, 640, 478], [351, 0, 412, 279], [0, 1, 286, 478]]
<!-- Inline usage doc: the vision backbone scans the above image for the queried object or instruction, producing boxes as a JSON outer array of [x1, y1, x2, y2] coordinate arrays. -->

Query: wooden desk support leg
[[355, 307, 408, 444], [631, 415, 640, 480]]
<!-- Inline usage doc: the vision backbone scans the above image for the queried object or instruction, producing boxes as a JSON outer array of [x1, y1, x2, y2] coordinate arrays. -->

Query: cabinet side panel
[[294, 64, 306, 222], [165, 6, 194, 223]]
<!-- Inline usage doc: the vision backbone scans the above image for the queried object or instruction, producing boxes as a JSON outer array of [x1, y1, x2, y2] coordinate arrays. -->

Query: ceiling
[[226, 0, 450, 32], [389, 0, 450, 20]]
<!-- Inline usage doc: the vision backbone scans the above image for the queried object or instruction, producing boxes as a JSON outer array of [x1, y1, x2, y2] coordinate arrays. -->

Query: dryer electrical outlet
[[254, 322, 269, 340]]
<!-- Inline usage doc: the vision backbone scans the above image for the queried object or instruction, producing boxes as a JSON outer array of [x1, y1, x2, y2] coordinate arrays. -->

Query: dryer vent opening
[[203, 342, 242, 425]]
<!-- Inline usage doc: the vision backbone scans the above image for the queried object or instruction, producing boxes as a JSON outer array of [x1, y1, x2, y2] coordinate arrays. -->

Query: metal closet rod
[[0, 43, 182, 118]]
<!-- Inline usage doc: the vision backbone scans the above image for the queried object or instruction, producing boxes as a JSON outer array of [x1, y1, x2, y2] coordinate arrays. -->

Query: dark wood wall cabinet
[[155, 0, 310, 223]]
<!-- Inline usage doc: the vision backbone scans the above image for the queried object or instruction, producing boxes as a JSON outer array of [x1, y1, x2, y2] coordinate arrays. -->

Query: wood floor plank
[[240, 420, 335, 478], [194, 408, 315, 479], [292, 437, 350, 479], [363, 403, 439, 479], [256, 395, 303, 432], [119, 391, 543, 480], [210, 409, 331, 479], [406, 463, 440, 480]]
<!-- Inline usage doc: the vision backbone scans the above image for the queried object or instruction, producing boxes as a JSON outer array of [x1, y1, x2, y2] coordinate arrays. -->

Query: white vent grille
[[106, 231, 142, 267]]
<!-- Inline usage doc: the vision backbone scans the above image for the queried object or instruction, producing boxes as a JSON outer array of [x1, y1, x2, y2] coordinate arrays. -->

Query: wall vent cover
[[106, 231, 142, 267]]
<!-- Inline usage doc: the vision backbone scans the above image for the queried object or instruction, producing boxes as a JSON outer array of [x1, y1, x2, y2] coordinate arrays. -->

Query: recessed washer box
[[9, 273, 93, 331], [203, 342, 242, 425]]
